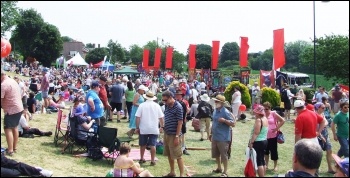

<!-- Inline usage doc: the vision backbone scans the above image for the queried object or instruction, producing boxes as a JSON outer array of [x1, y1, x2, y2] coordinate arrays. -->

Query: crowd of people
[[1, 59, 349, 177]]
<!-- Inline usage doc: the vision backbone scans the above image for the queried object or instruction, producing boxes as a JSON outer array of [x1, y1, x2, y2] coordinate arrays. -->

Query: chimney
[[98, 44, 100, 48], [93, 44, 96, 48]]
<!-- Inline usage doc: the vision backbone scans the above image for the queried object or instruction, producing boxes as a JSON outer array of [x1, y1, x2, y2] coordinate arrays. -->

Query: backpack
[[86, 136, 103, 161], [197, 101, 213, 118], [281, 89, 289, 102]]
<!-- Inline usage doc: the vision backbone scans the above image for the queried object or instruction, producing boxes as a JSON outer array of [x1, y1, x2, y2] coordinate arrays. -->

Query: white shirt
[[150, 83, 158, 95], [232, 91, 242, 104], [18, 115, 28, 134], [191, 88, 198, 100], [135, 100, 164, 135], [200, 82, 206, 89], [86, 78, 92, 86], [252, 85, 260, 96], [18, 81, 26, 97]]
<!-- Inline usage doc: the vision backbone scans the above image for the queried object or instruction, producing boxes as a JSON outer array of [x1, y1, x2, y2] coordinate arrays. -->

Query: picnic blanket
[[74, 148, 158, 161]]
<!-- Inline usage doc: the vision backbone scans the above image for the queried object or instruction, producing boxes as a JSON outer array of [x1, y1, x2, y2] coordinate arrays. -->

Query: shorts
[[200, 117, 211, 132], [211, 140, 230, 161], [163, 134, 182, 159], [110, 102, 122, 112], [139, 134, 158, 146], [284, 100, 291, 110], [122, 98, 126, 110], [41, 90, 49, 98], [4, 111, 22, 129]]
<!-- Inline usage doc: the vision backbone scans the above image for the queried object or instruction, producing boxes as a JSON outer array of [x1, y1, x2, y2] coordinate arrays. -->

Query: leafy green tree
[[61, 36, 73, 43], [85, 47, 108, 64], [129, 44, 143, 64], [300, 34, 349, 84], [186, 44, 211, 69], [219, 42, 239, 64], [1, 1, 19, 36], [285, 40, 311, 72], [172, 50, 186, 74], [107, 39, 126, 64], [250, 49, 273, 70], [10, 9, 62, 67], [85, 43, 95, 48]]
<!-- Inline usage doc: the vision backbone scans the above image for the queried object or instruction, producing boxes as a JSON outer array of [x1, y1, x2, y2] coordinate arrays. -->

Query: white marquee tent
[[65, 53, 89, 66]]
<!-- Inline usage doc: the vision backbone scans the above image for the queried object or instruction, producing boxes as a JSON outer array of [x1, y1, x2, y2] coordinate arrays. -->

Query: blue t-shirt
[[86, 90, 104, 119], [212, 107, 234, 142]]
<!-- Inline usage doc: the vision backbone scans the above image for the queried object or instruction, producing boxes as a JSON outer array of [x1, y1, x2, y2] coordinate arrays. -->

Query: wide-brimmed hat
[[74, 105, 86, 116], [332, 154, 349, 177], [143, 91, 157, 100], [253, 105, 265, 115], [212, 95, 226, 103], [200, 94, 210, 102], [138, 85, 149, 92]]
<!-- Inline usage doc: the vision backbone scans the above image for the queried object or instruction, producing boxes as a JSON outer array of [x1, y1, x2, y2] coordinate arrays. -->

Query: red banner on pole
[[273, 29, 285, 70], [154, 48, 162, 68], [211, 41, 220, 70], [165, 47, 173, 69], [240, 37, 249, 67], [189, 44, 196, 69], [143, 49, 149, 69]]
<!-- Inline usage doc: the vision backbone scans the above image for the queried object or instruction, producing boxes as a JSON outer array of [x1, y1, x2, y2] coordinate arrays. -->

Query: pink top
[[40, 74, 49, 91], [64, 91, 70, 100], [267, 111, 278, 139], [1, 77, 24, 115]]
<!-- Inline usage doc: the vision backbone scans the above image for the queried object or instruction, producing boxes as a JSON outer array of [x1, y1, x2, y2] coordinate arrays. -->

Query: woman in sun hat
[[127, 85, 148, 138], [249, 105, 268, 177]]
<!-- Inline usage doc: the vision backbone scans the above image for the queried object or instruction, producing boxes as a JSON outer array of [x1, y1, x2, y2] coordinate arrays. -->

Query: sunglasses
[[343, 106, 349, 109], [264, 109, 269, 111], [320, 107, 325, 109]]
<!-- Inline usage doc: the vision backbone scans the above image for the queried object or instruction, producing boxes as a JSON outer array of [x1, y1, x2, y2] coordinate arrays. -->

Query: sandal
[[220, 173, 228, 177], [6, 151, 14, 156], [163, 173, 176, 177], [138, 159, 146, 164], [150, 161, 156, 166], [212, 169, 222, 173]]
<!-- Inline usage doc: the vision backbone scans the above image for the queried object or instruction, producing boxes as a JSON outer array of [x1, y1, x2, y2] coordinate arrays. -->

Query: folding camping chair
[[98, 127, 121, 164], [53, 109, 68, 147], [62, 115, 90, 154]]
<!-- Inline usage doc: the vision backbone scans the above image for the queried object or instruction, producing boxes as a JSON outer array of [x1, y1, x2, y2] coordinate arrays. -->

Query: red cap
[[306, 104, 314, 111]]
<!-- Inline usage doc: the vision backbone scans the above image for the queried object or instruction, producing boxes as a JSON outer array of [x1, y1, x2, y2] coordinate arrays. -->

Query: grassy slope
[[1, 72, 338, 177]]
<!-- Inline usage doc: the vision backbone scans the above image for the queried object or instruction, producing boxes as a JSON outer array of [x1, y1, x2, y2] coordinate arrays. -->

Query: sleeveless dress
[[129, 94, 144, 129]]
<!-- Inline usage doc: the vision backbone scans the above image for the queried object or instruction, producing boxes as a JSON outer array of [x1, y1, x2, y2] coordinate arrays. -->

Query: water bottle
[[93, 124, 98, 133]]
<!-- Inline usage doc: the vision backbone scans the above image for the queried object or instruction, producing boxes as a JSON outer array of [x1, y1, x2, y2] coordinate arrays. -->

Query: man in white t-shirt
[[14, 76, 28, 104], [18, 106, 52, 138], [135, 91, 164, 166], [251, 82, 260, 107]]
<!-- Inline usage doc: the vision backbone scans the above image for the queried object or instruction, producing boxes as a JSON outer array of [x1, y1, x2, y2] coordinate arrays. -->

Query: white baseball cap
[[294, 100, 305, 108]]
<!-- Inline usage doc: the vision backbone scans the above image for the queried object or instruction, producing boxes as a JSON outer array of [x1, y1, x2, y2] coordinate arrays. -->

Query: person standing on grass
[[263, 101, 285, 172], [331, 100, 349, 158], [135, 91, 164, 166], [161, 91, 185, 177], [40, 68, 50, 113], [210, 95, 235, 177], [1, 69, 24, 156]]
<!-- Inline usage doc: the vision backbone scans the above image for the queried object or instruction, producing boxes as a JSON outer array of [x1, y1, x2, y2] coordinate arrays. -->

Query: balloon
[[239, 104, 246, 112], [1, 38, 12, 58]]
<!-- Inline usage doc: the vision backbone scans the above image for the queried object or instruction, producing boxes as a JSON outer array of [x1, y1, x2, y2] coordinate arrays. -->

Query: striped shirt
[[164, 101, 183, 135]]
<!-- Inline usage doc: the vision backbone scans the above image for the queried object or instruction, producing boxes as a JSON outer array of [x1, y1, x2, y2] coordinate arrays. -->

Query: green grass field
[[1, 72, 340, 177]]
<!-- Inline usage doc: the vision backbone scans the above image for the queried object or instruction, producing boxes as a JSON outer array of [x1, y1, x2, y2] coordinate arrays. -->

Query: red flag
[[165, 47, 173, 69], [240, 37, 249, 67], [143, 49, 149, 68], [211, 41, 220, 70], [154, 48, 162, 68], [189, 44, 196, 69], [273, 29, 285, 70]]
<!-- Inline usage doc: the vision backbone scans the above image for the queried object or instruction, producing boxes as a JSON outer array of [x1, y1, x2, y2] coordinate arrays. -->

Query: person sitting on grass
[[1, 154, 53, 177], [18, 104, 53, 138], [114, 143, 154, 177]]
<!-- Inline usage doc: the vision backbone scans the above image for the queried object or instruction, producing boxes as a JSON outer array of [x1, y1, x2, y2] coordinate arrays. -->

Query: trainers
[[44, 131, 53, 136], [40, 169, 53, 177], [183, 150, 190, 155]]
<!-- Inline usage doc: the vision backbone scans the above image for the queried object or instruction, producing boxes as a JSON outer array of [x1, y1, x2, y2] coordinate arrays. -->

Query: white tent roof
[[65, 53, 88, 66]]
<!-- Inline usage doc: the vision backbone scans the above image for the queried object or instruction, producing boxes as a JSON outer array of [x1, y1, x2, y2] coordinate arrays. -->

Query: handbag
[[274, 112, 285, 144]]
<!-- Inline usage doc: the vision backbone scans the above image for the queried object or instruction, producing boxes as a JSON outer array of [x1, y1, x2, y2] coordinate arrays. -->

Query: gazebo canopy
[[114, 66, 140, 74]]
